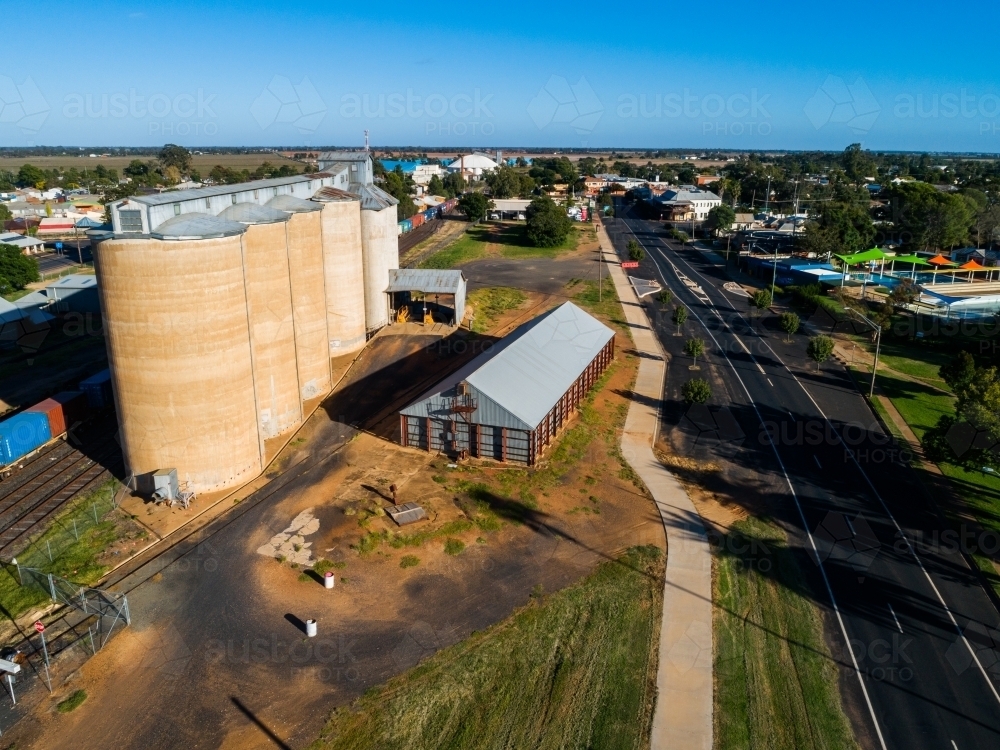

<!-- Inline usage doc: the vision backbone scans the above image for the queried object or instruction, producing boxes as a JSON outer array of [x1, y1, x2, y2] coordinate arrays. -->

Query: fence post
[[72, 519, 78, 541], [92, 503, 98, 523], [46, 540, 52, 563], [122, 595, 131, 626], [12, 558, 22, 586], [47, 574, 57, 602]]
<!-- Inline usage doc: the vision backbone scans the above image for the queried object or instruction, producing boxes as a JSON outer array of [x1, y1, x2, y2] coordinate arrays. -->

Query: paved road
[[610, 204, 1000, 750], [35, 249, 89, 275]]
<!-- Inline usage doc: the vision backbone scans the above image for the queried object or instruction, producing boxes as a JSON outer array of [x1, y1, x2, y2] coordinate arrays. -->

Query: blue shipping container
[[0, 412, 52, 465], [79, 369, 113, 409]]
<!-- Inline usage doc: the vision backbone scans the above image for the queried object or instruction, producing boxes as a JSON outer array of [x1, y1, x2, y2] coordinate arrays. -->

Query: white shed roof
[[401, 302, 614, 430]]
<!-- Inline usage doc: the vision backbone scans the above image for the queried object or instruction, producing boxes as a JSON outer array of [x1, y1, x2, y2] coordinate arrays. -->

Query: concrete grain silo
[[267, 195, 331, 401], [219, 203, 302, 440], [354, 185, 400, 333], [92, 214, 262, 492], [311, 188, 366, 355]]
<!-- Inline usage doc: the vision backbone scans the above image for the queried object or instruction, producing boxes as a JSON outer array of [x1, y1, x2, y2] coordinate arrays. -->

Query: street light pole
[[844, 307, 882, 398]]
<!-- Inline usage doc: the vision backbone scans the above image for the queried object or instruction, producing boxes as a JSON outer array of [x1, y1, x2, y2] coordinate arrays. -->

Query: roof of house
[[46, 274, 97, 290], [446, 154, 499, 170], [400, 302, 614, 430], [386, 269, 466, 295], [655, 187, 721, 204], [0, 231, 45, 248]]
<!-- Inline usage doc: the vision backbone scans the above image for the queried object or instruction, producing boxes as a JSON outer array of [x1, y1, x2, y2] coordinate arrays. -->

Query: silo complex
[[97, 155, 406, 493], [94, 216, 263, 492], [356, 185, 400, 333], [313, 188, 367, 355], [220, 204, 301, 439], [267, 195, 331, 400]]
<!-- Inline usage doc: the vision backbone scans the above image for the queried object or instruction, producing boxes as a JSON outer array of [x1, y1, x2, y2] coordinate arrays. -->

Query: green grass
[[309, 546, 663, 750], [715, 517, 860, 750], [0, 481, 122, 620], [57, 689, 87, 713], [877, 373, 955, 442], [418, 223, 586, 269], [419, 230, 488, 269], [569, 278, 626, 330], [400, 555, 420, 569], [466, 286, 527, 333]]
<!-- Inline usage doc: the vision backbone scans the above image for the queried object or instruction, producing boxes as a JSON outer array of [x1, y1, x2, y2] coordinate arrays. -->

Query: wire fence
[[10, 479, 119, 571]]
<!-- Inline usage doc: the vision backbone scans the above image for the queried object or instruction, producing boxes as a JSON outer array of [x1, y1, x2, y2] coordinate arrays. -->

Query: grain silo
[[92, 214, 262, 492], [219, 203, 302, 440], [266, 195, 331, 401], [355, 185, 400, 333], [311, 188, 366, 355]]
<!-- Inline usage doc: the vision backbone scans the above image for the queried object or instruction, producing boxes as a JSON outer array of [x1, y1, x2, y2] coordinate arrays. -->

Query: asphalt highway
[[610, 204, 1000, 750]]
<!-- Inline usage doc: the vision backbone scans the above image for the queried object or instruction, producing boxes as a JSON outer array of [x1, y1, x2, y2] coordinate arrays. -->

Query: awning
[[834, 248, 889, 265], [928, 254, 957, 267], [891, 254, 931, 266], [960, 260, 987, 270]]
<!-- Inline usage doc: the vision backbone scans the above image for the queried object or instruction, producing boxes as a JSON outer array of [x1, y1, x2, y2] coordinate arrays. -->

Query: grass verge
[[310, 546, 663, 750], [715, 516, 860, 749], [466, 286, 527, 333], [418, 222, 587, 269]]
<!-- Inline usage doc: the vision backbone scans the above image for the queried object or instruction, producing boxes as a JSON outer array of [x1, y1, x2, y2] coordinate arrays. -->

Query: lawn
[[309, 546, 663, 750], [715, 516, 860, 750], [876, 373, 955, 441], [419, 222, 586, 269], [466, 286, 527, 333]]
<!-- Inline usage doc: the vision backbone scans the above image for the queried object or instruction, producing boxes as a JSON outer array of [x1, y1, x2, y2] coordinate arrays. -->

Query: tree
[[627, 239, 645, 261], [940, 350, 977, 394], [704, 204, 736, 236], [525, 196, 572, 247], [751, 288, 772, 316], [163, 165, 182, 185], [158, 144, 191, 173], [17, 164, 46, 189], [458, 192, 493, 224], [383, 167, 418, 219], [886, 278, 918, 308], [801, 199, 876, 258], [807, 335, 835, 370], [0, 244, 40, 295], [684, 337, 705, 369], [889, 181, 973, 251], [778, 311, 800, 342], [841, 143, 877, 184], [658, 289, 672, 307], [682, 378, 711, 404], [672, 305, 687, 335], [442, 172, 466, 198], [0, 204, 10, 223], [485, 165, 522, 199]]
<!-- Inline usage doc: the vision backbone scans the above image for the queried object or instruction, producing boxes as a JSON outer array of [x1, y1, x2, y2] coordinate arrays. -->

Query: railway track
[[0, 422, 122, 559]]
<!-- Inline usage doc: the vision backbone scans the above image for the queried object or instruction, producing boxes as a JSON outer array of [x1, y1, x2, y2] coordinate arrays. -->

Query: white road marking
[[813, 456, 822, 469], [887, 602, 903, 633], [844, 514, 856, 536], [767, 378, 774, 386]]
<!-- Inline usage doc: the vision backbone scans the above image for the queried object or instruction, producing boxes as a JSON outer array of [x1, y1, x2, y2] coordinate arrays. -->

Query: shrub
[[57, 690, 87, 713], [682, 378, 711, 404], [807, 335, 835, 369], [779, 312, 800, 341], [400, 555, 420, 569], [444, 538, 465, 556]]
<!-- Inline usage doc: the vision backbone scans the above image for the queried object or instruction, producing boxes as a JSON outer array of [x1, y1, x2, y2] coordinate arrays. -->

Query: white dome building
[[445, 153, 499, 177]]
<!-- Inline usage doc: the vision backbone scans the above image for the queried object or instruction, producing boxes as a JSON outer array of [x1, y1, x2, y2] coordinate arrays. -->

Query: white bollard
[[305, 619, 317, 638], [324, 572, 335, 589]]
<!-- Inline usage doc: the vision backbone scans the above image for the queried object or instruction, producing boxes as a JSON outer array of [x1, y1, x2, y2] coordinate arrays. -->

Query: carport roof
[[386, 269, 466, 295], [400, 301, 615, 430]]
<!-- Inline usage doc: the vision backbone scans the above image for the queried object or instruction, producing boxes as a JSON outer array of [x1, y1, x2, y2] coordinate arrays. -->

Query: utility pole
[[764, 175, 772, 214], [845, 306, 882, 398]]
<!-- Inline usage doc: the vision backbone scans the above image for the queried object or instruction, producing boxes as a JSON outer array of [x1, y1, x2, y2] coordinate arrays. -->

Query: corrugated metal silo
[[267, 194, 332, 401], [92, 214, 263, 492], [219, 203, 302, 439], [311, 188, 366, 355]]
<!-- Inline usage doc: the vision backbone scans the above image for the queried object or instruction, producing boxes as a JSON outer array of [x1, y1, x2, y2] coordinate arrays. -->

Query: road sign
[[621, 261, 639, 269], [55, 242, 63, 251], [33, 621, 44, 634]]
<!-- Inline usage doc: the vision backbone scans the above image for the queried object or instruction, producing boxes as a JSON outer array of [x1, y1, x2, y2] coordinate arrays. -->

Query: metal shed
[[386, 269, 467, 326], [399, 302, 615, 464]]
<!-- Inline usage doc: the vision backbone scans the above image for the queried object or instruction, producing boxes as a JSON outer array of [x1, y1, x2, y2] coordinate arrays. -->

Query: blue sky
[[2, 0, 999, 151]]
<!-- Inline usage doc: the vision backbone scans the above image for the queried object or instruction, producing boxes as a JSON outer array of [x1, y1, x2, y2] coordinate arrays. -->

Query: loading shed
[[386, 268, 467, 326], [399, 302, 615, 463]]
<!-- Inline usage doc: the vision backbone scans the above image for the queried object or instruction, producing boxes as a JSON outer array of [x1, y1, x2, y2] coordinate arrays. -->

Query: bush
[[807, 335, 835, 369], [525, 196, 572, 247], [444, 538, 465, 556], [400, 555, 420, 569], [682, 378, 711, 404], [627, 239, 645, 261]]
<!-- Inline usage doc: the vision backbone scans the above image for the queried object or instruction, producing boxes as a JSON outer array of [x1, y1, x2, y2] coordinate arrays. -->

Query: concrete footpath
[[597, 221, 713, 749]]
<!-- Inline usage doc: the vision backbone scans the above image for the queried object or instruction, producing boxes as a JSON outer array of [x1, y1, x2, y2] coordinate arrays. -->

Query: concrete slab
[[596, 220, 713, 750]]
